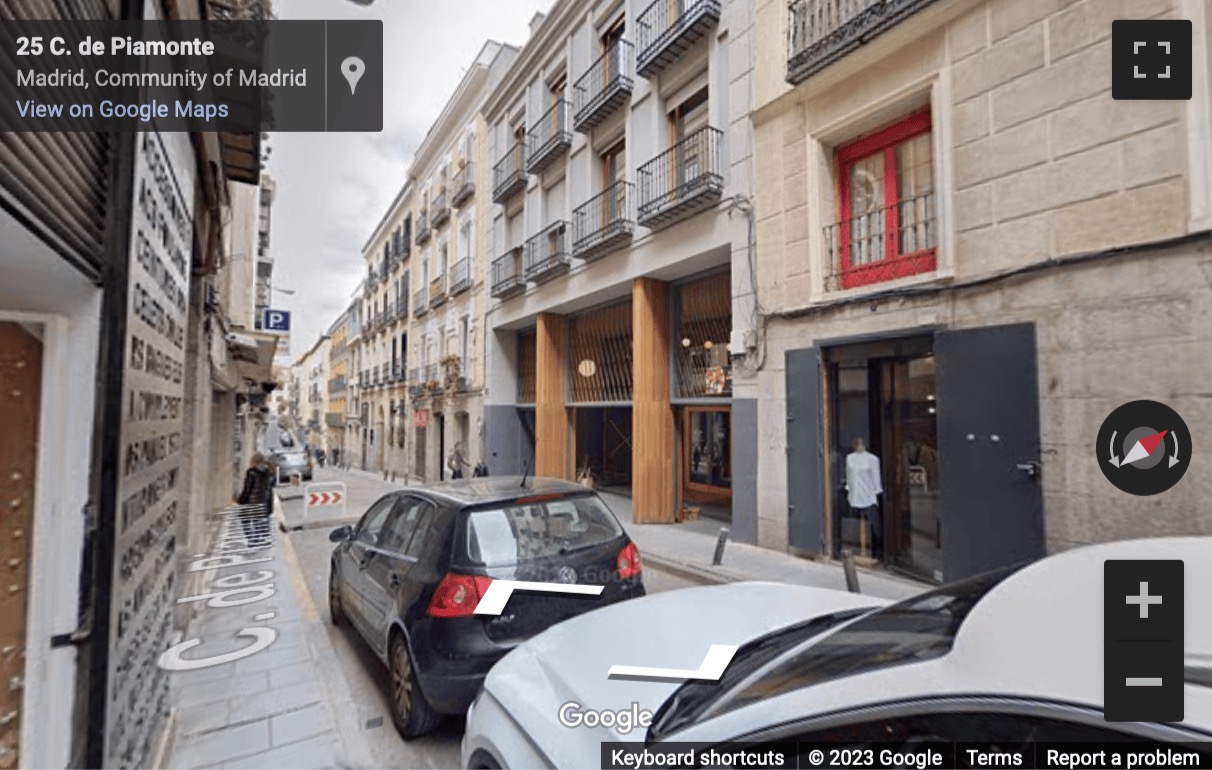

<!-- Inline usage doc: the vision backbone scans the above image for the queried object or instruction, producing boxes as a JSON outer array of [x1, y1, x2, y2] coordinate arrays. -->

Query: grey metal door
[[936, 323, 1044, 581], [786, 348, 825, 553]]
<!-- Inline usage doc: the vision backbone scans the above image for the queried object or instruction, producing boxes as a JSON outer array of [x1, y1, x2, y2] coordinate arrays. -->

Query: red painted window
[[835, 109, 937, 289]]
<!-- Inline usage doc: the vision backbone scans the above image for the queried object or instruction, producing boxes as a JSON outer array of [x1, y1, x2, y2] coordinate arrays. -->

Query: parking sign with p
[[264, 309, 291, 332]]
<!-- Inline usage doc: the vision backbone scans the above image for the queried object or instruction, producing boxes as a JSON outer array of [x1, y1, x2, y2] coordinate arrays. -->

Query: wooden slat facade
[[632, 278, 676, 523], [535, 313, 571, 479]]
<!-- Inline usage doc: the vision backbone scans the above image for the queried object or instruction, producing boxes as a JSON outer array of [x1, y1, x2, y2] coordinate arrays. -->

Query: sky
[[267, 0, 551, 360]]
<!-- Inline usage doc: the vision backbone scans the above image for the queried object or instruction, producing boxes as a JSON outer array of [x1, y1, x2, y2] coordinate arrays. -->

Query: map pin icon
[[341, 56, 365, 95]]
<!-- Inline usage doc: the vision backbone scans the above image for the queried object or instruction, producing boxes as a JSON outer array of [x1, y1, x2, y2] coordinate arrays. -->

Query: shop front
[[672, 272, 733, 522], [786, 323, 1045, 583]]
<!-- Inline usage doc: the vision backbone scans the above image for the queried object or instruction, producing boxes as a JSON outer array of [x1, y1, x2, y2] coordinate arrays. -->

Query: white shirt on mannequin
[[846, 448, 883, 509]]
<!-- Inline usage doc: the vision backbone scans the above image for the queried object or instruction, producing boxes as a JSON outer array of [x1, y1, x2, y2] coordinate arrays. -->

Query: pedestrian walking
[[447, 441, 471, 479], [845, 437, 883, 559], [237, 452, 275, 547]]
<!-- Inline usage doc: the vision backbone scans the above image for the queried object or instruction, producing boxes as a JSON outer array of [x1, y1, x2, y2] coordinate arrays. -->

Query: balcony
[[572, 181, 634, 262], [431, 191, 451, 229], [637, 126, 724, 231], [823, 191, 937, 291], [425, 363, 444, 394], [409, 367, 424, 397], [326, 412, 344, 428], [429, 275, 448, 309], [451, 163, 475, 207], [398, 292, 409, 319], [328, 375, 347, 393], [490, 247, 525, 299], [524, 221, 571, 285], [636, 0, 721, 79], [525, 100, 572, 175], [415, 211, 432, 244], [787, 0, 938, 84], [392, 363, 404, 383], [573, 39, 634, 132], [493, 146, 527, 203], [413, 287, 428, 318], [449, 257, 471, 296]]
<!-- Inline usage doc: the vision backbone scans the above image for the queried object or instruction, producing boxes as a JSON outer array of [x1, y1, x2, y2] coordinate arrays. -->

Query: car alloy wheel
[[328, 567, 345, 626], [388, 634, 440, 739]]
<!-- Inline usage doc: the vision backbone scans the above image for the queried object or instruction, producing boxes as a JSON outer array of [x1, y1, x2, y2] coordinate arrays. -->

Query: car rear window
[[280, 453, 306, 463], [462, 495, 624, 567]]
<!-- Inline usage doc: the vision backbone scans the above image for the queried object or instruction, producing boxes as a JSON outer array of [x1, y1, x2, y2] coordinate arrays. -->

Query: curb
[[641, 551, 734, 586]]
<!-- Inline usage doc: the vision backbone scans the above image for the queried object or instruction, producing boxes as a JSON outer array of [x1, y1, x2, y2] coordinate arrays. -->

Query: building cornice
[[482, 0, 585, 123]]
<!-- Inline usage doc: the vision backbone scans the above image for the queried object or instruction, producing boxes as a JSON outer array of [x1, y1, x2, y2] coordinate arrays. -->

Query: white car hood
[[481, 581, 885, 769]]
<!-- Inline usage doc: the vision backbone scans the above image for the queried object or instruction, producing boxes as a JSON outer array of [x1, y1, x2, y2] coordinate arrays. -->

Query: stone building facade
[[750, 0, 1212, 582]]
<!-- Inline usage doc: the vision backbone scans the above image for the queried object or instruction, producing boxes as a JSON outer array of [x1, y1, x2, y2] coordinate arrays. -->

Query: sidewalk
[[275, 467, 927, 601], [166, 499, 375, 769], [598, 492, 927, 602]]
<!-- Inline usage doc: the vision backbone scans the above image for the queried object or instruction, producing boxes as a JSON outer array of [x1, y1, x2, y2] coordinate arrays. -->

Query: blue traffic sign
[[264, 309, 291, 332]]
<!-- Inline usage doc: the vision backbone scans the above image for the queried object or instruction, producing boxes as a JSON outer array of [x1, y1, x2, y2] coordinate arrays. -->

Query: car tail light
[[427, 573, 494, 618], [617, 542, 642, 579]]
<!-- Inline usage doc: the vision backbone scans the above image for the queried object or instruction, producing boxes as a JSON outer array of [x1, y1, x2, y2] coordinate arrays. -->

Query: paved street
[[276, 465, 698, 767]]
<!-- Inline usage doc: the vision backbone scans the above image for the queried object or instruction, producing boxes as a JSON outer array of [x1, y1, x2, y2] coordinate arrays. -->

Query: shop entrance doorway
[[827, 336, 941, 581], [573, 406, 632, 491], [680, 406, 732, 522]]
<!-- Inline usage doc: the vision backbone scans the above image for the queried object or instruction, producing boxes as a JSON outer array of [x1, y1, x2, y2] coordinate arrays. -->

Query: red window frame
[[837, 109, 936, 289]]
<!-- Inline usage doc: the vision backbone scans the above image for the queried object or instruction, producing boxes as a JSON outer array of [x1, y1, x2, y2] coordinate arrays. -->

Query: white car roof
[[677, 537, 1212, 742]]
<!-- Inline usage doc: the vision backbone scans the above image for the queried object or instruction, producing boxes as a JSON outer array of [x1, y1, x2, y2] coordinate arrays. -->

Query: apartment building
[[342, 290, 366, 468], [752, 0, 1212, 582], [325, 308, 354, 465], [481, 0, 757, 529], [358, 40, 519, 481], [293, 334, 331, 454]]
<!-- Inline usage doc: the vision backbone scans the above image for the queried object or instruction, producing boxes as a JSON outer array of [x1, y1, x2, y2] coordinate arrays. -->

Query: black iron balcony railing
[[490, 247, 525, 299], [429, 275, 447, 309], [408, 367, 424, 396], [413, 287, 428, 318], [452, 162, 475, 207], [328, 375, 347, 393], [823, 191, 937, 291], [636, 0, 721, 79], [572, 181, 635, 262], [399, 292, 409, 319], [325, 412, 344, 428], [526, 100, 572, 175], [493, 145, 527, 203], [424, 363, 445, 394], [788, 0, 937, 84], [573, 39, 634, 132], [449, 257, 471, 296], [524, 221, 571, 284], [637, 126, 724, 230], [431, 191, 450, 229], [415, 211, 432, 244]]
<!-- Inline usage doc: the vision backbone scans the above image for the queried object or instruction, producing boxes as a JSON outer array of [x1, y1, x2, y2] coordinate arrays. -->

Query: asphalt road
[[279, 466, 699, 768]]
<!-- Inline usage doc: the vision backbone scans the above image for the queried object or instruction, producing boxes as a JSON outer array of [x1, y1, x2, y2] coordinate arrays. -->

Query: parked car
[[274, 451, 312, 481], [328, 477, 646, 739], [462, 537, 1212, 769]]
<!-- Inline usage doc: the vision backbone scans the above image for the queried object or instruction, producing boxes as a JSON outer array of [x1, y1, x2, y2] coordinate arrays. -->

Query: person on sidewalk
[[447, 441, 471, 479], [237, 452, 275, 547], [845, 437, 883, 559]]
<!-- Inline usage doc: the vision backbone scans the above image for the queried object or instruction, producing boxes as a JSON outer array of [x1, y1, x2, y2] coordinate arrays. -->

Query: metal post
[[712, 526, 730, 566], [842, 549, 861, 593]]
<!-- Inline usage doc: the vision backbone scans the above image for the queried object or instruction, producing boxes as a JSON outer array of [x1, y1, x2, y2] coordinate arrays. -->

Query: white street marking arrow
[[473, 580, 604, 615], [607, 644, 740, 681]]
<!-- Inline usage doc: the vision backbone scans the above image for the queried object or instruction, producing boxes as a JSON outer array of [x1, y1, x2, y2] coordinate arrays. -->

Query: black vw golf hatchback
[[328, 477, 645, 739]]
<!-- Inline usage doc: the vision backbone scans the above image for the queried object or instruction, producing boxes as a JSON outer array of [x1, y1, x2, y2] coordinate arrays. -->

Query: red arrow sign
[[307, 491, 343, 506]]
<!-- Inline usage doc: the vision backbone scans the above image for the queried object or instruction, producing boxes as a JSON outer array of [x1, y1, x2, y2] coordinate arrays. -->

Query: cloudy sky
[[268, 0, 551, 359]]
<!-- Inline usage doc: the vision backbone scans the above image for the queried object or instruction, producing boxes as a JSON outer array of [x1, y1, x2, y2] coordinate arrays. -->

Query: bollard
[[712, 527, 730, 566], [842, 549, 861, 593]]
